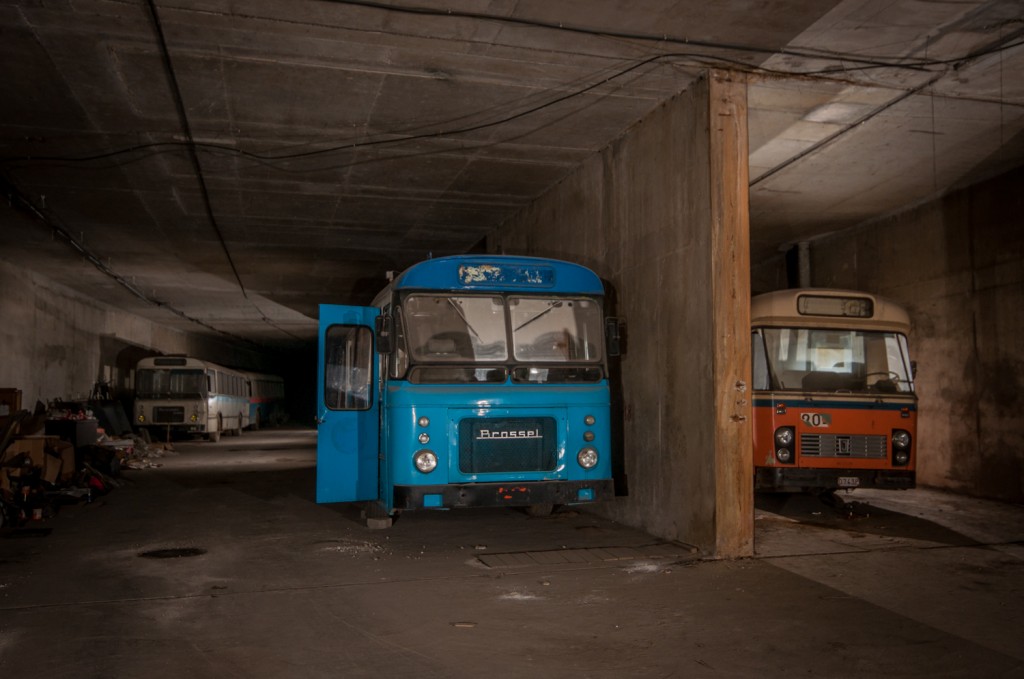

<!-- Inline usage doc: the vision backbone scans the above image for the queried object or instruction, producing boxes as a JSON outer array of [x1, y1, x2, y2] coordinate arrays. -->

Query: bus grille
[[152, 406, 185, 423], [458, 417, 557, 474], [800, 433, 887, 458]]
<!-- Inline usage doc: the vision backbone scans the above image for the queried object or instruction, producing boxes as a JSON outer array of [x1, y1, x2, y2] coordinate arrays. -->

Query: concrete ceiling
[[2, 0, 1022, 351]]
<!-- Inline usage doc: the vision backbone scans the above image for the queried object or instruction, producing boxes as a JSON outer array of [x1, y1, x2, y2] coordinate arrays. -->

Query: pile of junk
[[0, 388, 173, 529]]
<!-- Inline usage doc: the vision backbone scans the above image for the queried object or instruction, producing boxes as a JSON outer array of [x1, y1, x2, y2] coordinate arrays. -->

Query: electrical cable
[[0, 172, 258, 345], [318, 0, 946, 69], [4, 26, 1020, 174], [144, 0, 305, 343], [144, 0, 249, 299]]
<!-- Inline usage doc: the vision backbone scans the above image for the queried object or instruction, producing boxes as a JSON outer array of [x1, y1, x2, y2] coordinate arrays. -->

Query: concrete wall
[[490, 71, 753, 556], [0, 257, 267, 411], [753, 166, 1024, 503]]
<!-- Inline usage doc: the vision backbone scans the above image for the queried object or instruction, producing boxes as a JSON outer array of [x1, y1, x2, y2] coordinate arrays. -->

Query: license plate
[[837, 476, 860, 488]]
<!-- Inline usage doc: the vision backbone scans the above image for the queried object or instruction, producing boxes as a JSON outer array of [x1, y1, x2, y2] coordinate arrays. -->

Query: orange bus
[[751, 289, 916, 493]]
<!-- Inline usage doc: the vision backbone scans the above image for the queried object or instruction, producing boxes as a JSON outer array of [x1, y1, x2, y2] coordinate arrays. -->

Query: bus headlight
[[774, 427, 795, 464], [577, 447, 599, 469], [774, 427, 795, 448], [414, 450, 437, 473], [137, 414, 145, 423], [418, 416, 430, 428], [418, 433, 430, 444], [892, 429, 911, 466]]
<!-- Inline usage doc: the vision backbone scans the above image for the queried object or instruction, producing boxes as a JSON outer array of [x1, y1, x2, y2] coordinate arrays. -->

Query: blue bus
[[241, 371, 286, 430], [316, 255, 620, 521]]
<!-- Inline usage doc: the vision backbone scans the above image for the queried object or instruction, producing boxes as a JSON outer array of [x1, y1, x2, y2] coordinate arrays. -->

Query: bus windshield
[[759, 327, 913, 394], [136, 368, 207, 399], [400, 293, 604, 383]]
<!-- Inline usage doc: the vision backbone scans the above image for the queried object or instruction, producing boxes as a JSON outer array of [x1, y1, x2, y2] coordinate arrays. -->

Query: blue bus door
[[316, 305, 381, 504]]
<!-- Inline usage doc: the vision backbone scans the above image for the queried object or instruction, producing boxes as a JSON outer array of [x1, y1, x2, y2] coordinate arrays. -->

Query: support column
[[708, 70, 753, 557]]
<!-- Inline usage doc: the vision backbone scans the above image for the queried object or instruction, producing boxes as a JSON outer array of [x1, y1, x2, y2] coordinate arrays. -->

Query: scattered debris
[[1, 394, 173, 530]]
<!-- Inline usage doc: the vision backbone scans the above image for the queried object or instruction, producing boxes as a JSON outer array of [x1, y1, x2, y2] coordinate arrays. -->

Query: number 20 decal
[[800, 412, 831, 427]]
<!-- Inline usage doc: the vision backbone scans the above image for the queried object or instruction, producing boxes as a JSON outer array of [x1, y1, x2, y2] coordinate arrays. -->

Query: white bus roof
[[751, 288, 911, 334]]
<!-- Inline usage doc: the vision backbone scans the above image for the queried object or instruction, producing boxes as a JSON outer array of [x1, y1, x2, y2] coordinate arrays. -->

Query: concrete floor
[[1, 429, 1022, 678]]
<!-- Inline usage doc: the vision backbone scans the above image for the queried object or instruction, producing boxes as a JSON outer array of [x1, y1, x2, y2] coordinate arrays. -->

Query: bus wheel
[[526, 503, 554, 518], [234, 413, 244, 436]]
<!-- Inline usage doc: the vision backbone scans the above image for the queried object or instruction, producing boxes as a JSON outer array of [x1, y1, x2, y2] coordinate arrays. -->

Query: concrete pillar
[[798, 241, 811, 287], [491, 70, 753, 557]]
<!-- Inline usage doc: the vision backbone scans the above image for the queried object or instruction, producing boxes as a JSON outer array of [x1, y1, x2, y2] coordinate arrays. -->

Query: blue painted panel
[[383, 381, 613, 489], [393, 255, 604, 295]]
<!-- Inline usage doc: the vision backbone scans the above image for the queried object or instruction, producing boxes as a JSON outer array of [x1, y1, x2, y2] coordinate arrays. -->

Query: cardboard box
[[1, 436, 75, 484], [4, 436, 46, 468]]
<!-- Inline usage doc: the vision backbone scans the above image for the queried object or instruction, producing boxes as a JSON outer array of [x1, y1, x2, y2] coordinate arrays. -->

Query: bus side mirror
[[910, 360, 917, 378], [605, 317, 622, 357], [375, 314, 394, 354]]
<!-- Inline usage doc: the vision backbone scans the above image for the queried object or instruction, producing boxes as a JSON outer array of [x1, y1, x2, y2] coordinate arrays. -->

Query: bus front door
[[316, 305, 380, 504]]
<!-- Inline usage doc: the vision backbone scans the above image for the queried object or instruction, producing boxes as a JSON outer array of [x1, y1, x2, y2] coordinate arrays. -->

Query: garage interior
[[1, 1, 1022, 676]]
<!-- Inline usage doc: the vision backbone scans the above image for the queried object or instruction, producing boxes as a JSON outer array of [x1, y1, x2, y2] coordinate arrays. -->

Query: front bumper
[[755, 467, 915, 492], [394, 479, 615, 510]]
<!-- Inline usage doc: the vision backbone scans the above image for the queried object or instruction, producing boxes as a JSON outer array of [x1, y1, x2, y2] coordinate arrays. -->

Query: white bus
[[134, 355, 249, 442]]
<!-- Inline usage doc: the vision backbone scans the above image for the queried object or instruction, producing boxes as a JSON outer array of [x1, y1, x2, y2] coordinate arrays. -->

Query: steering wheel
[[866, 370, 901, 382]]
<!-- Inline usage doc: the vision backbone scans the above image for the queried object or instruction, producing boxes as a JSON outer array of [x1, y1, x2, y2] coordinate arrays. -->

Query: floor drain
[[139, 547, 207, 559]]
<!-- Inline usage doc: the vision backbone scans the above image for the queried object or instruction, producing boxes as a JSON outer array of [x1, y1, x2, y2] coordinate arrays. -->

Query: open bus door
[[316, 305, 380, 504]]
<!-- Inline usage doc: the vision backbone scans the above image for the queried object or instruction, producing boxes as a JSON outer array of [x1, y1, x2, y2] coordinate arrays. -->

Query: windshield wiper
[[514, 301, 562, 332], [447, 298, 482, 340]]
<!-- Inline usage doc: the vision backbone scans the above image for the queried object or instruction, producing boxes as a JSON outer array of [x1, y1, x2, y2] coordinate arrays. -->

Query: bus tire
[[235, 413, 244, 436], [526, 503, 554, 518]]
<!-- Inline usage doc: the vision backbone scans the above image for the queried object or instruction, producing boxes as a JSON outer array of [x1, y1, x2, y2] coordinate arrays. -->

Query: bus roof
[[387, 255, 604, 296], [136, 355, 246, 374], [751, 288, 911, 334]]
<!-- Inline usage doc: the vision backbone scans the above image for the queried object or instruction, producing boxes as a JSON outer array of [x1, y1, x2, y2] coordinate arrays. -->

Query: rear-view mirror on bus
[[605, 317, 621, 357]]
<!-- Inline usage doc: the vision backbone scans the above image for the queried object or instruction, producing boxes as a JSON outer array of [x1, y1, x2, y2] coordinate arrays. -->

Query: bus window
[[405, 295, 507, 362], [510, 297, 602, 362], [762, 327, 913, 393], [325, 325, 373, 411], [136, 368, 206, 399]]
